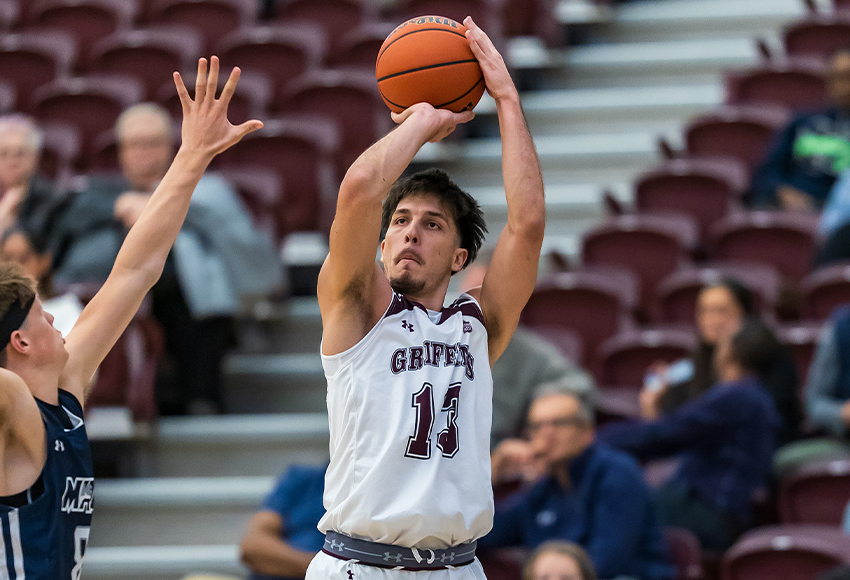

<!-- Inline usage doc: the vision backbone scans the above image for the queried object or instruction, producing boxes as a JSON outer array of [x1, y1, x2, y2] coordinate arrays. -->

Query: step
[[91, 477, 274, 547], [147, 414, 329, 477], [83, 545, 244, 580], [222, 352, 328, 414]]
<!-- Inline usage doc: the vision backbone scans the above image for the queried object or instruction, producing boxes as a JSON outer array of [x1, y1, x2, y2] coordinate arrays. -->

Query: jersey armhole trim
[[321, 295, 396, 378]]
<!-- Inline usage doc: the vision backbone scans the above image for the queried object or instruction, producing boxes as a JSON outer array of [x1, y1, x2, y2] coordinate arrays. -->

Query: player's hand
[[464, 16, 518, 104], [391, 102, 474, 143], [173, 56, 263, 162]]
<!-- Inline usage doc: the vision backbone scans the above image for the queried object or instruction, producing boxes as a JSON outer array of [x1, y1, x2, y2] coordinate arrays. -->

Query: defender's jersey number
[[405, 382, 462, 460]]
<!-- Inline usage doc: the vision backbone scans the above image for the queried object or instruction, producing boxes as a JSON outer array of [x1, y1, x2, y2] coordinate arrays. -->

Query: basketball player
[[0, 57, 261, 579], [311, 17, 545, 580]]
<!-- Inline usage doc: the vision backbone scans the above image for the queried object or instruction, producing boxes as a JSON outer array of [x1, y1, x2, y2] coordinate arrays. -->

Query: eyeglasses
[[524, 415, 586, 437]]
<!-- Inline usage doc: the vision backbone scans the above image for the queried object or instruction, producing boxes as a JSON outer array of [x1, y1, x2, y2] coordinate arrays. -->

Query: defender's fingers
[[173, 72, 191, 108], [234, 119, 264, 140], [206, 56, 220, 99], [218, 66, 241, 106], [194, 58, 208, 102]]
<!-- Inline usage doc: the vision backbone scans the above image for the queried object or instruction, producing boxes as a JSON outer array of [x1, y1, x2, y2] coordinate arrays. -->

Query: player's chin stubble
[[390, 273, 426, 296]]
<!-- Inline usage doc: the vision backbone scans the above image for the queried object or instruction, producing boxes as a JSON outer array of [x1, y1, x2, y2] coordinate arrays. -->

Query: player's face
[[19, 298, 67, 366], [380, 193, 467, 298], [526, 394, 593, 467], [530, 551, 584, 580]]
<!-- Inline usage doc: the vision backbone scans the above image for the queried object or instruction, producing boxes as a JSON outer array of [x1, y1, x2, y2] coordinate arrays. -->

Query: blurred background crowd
[[1, 0, 850, 579]]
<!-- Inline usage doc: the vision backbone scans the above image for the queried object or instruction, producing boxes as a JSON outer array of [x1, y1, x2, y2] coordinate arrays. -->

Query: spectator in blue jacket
[[482, 384, 674, 580], [599, 320, 781, 551], [240, 465, 327, 580], [806, 306, 850, 439], [751, 49, 850, 210]]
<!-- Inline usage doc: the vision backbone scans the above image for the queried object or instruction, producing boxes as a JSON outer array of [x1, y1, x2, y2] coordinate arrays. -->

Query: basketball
[[375, 16, 485, 114]]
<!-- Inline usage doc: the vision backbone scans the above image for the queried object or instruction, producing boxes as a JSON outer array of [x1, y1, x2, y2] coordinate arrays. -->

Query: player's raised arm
[[318, 103, 473, 355], [464, 17, 546, 363], [60, 57, 262, 403]]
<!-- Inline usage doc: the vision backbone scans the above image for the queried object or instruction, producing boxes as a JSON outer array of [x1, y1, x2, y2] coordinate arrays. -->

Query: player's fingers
[[206, 56, 220, 101], [234, 119, 264, 140], [194, 57, 208, 102], [391, 107, 415, 124], [218, 66, 241, 106], [173, 71, 191, 108]]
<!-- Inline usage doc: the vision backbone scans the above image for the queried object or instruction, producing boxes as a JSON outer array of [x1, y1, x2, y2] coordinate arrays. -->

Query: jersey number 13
[[405, 382, 461, 460]]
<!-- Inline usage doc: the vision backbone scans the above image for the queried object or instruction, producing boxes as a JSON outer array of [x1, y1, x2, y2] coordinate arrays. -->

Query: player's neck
[[8, 361, 61, 405], [399, 279, 451, 312]]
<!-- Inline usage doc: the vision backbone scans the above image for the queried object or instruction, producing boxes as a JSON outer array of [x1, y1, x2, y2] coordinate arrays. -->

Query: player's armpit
[[0, 369, 47, 492]]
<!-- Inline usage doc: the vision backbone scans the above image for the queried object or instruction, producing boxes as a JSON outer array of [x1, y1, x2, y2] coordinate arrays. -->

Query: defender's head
[[380, 169, 486, 297], [0, 262, 64, 371]]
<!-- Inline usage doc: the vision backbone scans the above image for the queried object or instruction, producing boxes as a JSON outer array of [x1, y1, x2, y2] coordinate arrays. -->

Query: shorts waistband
[[322, 531, 477, 570]]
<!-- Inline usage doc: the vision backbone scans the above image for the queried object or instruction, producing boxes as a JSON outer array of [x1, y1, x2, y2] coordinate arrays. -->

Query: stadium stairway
[[85, 0, 822, 577]]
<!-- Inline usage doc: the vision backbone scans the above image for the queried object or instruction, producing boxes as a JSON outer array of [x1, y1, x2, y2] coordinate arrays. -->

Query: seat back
[[596, 327, 696, 388], [149, 0, 257, 53], [214, 166, 282, 241], [801, 262, 850, 320], [0, 31, 77, 112], [780, 459, 850, 525], [273, 0, 372, 53], [785, 18, 850, 59], [665, 527, 704, 580], [725, 63, 828, 112], [777, 322, 824, 387]]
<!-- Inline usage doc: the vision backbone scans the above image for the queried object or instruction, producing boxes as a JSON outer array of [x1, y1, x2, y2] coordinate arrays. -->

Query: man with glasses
[[481, 384, 673, 580]]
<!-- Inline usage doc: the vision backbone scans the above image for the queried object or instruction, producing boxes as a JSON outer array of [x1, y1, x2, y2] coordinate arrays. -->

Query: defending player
[[312, 17, 545, 579], [0, 57, 261, 579]]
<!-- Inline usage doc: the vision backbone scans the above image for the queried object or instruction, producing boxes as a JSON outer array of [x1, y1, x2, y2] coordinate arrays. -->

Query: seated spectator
[[815, 170, 850, 266], [481, 385, 674, 580], [600, 320, 781, 551], [751, 49, 850, 211], [240, 464, 326, 580], [806, 306, 850, 438], [460, 252, 597, 445], [51, 103, 283, 415], [1, 225, 82, 337], [523, 541, 597, 580], [641, 278, 800, 444], [0, 114, 68, 238]]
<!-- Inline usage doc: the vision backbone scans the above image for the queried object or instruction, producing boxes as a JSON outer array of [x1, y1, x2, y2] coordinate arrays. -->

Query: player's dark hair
[[0, 262, 37, 367], [381, 168, 487, 273]]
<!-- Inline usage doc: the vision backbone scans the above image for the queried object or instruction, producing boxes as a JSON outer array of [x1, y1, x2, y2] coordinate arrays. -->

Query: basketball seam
[[377, 59, 479, 82], [377, 27, 468, 64], [379, 75, 484, 111]]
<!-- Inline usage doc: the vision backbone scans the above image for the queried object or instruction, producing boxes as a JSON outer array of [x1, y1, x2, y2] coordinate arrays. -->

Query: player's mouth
[[396, 251, 421, 265]]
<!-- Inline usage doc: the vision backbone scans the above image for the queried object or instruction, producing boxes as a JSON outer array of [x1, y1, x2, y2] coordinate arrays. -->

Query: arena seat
[[521, 267, 638, 368], [272, 0, 375, 54], [665, 527, 704, 580], [147, 0, 257, 54], [329, 21, 397, 69], [214, 166, 283, 241], [709, 211, 820, 283], [213, 114, 341, 238], [281, 69, 387, 174], [0, 0, 20, 30], [581, 213, 699, 312], [595, 327, 696, 389], [389, 0, 506, 44], [0, 30, 77, 112], [526, 325, 584, 365], [215, 23, 325, 110], [779, 458, 850, 525], [721, 524, 850, 580], [801, 262, 850, 321], [0, 79, 14, 113], [634, 157, 748, 242], [39, 122, 81, 183], [725, 59, 828, 112], [777, 321, 824, 386], [784, 16, 850, 60], [89, 26, 203, 100], [652, 262, 782, 324], [27, 0, 136, 68]]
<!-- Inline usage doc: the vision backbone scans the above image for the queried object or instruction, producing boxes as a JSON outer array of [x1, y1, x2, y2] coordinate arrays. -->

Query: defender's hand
[[464, 17, 518, 104], [173, 56, 263, 162], [391, 102, 474, 143]]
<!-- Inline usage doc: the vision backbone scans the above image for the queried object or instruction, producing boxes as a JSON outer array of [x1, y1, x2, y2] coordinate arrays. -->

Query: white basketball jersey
[[319, 292, 494, 550]]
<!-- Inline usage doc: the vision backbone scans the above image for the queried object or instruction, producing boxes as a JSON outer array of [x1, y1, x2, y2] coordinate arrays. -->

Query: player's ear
[[451, 248, 468, 273], [8, 330, 28, 354]]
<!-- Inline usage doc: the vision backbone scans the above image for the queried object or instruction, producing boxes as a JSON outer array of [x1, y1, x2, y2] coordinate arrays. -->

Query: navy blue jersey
[[0, 389, 94, 580]]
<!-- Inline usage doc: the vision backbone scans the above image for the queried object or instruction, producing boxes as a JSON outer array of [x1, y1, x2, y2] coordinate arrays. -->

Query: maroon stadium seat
[[653, 262, 782, 324], [784, 16, 850, 60], [214, 166, 283, 241], [89, 26, 203, 100], [725, 59, 828, 112], [31, 74, 144, 167], [722, 524, 850, 580], [329, 21, 397, 69], [709, 211, 820, 283], [0, 30, 77, 112], [665, 527, 704, 580], [595, 327, 697, 389], [521, 267, 639, 368], [39, 122, 81, 183], [215, 24, 325, 110], [0, 0, 21, 30], [502, 0, 561, 45], [28, 0, 136, 67], [281, 69, 387, 174], [214, 114, 342, 238], [0, 80, 15, 113], [581, 213, 699, 311], [273, 0, 375, 54], [801, 262, 850, 320], [779, 458, 850, 525], [147, 0, 257, 53], [526, 325, 584, 365], [777, 321, 825, 386], [684, 105, 788, 175], [389, 0, 506, 44], [635, 157, 748, 241]]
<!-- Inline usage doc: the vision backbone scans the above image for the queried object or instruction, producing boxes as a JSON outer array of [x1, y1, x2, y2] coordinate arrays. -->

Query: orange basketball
[[375, 16, 485, 114]]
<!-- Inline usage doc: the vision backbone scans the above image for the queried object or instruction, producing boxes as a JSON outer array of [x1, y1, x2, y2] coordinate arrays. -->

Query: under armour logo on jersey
[[55, 440, 65, 452], [383, 552, 403, 563], [347, 572, 355, 580], [401, 320, 414, 332], [329, 539, 345, 551], [463, 321, 472, 333]]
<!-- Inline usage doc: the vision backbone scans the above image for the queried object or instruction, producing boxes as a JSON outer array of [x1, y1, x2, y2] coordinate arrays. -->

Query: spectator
[[481, 385, 674, 580], [51, 103, 283, 415], [844, 500, 850, 535], [0, 225, 81, 337], [523, 541, 597, 580], [751, 49, 850, 211], [460, 252, 597, 444], [600, 320, 781, 551], [814, 168, 850, 266], [806, 306, 850, 438], [0, 114, 68, 238], [240, 464, 327, 580], [641, 278, 800, 444]]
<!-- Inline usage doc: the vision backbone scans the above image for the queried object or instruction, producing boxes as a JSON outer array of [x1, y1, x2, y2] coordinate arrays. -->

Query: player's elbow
[[239, 533, 262, 570]]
